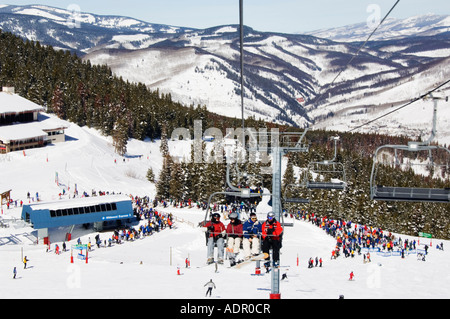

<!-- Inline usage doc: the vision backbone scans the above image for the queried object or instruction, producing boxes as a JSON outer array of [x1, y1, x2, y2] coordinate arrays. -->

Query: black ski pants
[[262, 238, 281, 262]]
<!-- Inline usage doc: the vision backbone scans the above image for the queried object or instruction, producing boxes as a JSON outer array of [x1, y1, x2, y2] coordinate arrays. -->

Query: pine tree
[[169, 160, 183, 201], [282, 156, 296, 196], [204, 149, 226, 201], [50, 85, 66, 119], [146, 167, 155, 183], [112, 118, 128, 156], [156, 156, 173, 199], [160, 121, 169, 157]]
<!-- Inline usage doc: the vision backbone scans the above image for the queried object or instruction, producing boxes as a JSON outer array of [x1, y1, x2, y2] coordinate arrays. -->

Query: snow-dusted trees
[[0, 30, 249, 157], [112, 117, 128, 156], [51, 85, 66, 119]]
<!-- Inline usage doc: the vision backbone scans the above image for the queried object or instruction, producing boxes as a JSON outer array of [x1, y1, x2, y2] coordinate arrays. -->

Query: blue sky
[[8, 0, 450, 33]]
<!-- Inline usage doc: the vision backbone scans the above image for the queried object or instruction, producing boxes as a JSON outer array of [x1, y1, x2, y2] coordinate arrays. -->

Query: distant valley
[[1, 4, 450, 143]]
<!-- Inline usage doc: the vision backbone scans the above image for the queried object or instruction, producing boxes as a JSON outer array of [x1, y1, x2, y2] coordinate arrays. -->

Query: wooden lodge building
[[0, 87, 67, 154]]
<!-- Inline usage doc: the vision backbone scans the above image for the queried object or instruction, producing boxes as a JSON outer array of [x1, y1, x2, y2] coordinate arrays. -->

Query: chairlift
[[370, 93, 450, 203], [283, 184, 310, 204], [200, 160, 268, 228], [280, 183, 309, 228], [305, 136, 347, 190]]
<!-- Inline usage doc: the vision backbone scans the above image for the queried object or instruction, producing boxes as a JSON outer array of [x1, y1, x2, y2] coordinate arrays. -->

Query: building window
[[48, 202, 120, 218]]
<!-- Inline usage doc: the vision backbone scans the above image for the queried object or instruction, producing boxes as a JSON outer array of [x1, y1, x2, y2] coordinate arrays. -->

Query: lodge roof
[[0, 91, 45, 115]]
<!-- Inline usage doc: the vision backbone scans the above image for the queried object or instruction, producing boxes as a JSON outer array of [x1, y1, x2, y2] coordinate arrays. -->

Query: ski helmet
[[229, 212, 238, 219]]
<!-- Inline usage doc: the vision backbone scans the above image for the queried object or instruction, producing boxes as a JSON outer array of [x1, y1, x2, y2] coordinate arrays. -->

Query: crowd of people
[[157, 187, 262, 219], [42, 194, 176, 256], [292, 209, 434, 262], [8, 186, 444, 274]]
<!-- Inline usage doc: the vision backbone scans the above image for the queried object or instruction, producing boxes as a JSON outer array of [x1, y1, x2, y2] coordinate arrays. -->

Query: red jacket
[[205, 220, 226, 238], [226, 220, 243, 238], [262, 220, 283, 241]]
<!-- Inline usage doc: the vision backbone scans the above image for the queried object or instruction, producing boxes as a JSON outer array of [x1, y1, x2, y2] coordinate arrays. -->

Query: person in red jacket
[[226, 212, 243, 255], [349, 271, 355, 281], [204, 213, 226, 264], [262, 212, 283, 267]]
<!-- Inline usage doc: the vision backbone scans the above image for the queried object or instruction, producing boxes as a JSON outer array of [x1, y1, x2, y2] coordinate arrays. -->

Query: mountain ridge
[[306, 14, 450, 42], [1, 4, 450, 143]]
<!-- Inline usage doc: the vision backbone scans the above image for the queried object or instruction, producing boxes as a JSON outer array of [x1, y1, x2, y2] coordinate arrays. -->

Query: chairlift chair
[[370, 143, 450, 203], [305, 136, 347, 190], [283, 184, 310, 204], [281, 184, 309, 227], [370, 93, 450, 203]]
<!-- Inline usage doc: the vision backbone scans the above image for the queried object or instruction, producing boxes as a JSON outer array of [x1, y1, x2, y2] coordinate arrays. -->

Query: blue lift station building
[[21, 195, 134, 243]]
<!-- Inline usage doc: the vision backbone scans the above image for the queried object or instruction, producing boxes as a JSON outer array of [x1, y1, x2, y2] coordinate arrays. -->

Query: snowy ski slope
[[0, 113, 449, 300]]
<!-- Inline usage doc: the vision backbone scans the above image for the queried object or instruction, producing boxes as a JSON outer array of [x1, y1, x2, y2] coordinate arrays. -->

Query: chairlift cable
[[314, 0, 401, 107], [239, 0, 245, 141], [347, 78, 450, 133]]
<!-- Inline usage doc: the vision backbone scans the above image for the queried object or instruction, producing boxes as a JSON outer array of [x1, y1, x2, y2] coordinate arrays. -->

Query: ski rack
[[370, 93, 450, 203], [304, 136, 347, 190]]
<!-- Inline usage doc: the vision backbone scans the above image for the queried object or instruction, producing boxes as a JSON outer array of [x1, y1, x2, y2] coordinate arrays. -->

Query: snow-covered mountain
[[306, 14, 450, 43], [1, 4, 450, 143], [0, 4, 193, 53]]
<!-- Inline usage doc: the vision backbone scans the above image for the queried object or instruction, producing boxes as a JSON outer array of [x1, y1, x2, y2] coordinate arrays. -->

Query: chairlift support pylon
[[370, 93, 450, 203], [201, 0, 310, 300]]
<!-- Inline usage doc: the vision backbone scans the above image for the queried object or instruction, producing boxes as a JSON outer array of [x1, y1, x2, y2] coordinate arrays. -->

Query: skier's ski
[[232, 253, 268, 269], [197, 261, 223, 272], [196, 262, 216, 269]]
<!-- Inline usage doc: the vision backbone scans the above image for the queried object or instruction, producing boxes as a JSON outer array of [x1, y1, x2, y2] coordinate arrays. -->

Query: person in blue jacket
[[242, 212, 262, 260]]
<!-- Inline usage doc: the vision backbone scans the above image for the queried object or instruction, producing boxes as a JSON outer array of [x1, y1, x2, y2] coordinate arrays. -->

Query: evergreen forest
[[1, 30, 449, 239]]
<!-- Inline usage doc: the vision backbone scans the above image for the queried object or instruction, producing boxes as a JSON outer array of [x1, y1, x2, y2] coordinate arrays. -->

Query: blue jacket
[[243, 218, 262, 239]]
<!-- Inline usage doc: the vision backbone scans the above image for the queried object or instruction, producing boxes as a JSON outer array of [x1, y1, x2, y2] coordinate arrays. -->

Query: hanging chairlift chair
[[283, 183, 310, 204], [305, 136, 347, 191], [370, 93, 450, 203], [370, 143, 450, 203]]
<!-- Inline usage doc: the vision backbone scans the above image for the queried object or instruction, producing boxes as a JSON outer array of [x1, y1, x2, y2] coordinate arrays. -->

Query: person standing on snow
[[203, 213, 226, 264], [262, 212, 283, 267], [349, 271, 355, 281], [242, 212, 262, 260], [204, 279, 216, 297]]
